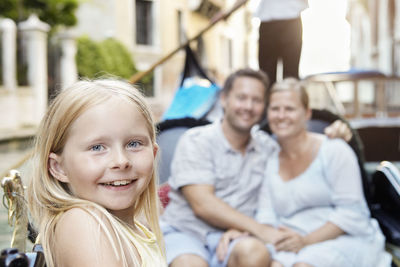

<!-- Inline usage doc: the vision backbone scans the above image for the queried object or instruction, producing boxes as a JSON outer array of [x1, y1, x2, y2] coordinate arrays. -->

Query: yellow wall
[[74, 0, 256, 120]]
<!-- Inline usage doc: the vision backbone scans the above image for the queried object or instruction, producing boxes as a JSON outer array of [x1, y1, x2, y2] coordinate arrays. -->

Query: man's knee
[[227, 237, 270, 267], [170, 254, 208, 267], [293, 262, 314, 267], [271, 261, 284, 267]]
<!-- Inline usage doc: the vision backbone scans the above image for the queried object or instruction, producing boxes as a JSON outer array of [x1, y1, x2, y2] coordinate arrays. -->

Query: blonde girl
[[27, 79, 166, 267]]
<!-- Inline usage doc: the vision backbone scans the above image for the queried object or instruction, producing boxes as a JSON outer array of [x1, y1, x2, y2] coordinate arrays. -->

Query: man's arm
[[181, 184, 280, 243], [324, 120, 352, 142]]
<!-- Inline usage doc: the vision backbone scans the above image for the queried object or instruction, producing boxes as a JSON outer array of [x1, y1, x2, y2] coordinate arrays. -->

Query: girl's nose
[[111, 148, 131, 169]]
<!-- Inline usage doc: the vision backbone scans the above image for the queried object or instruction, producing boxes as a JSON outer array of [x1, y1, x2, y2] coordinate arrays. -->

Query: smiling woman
[[26, 79, 167, 267], [257, 78, 392, 267]]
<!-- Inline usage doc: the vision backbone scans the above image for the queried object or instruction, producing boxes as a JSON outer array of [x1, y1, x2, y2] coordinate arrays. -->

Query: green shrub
[[76, 36, 105, 78], [76, 36, 154, 95], [98, 38, 137, 79], [76, 36, 137, 79]]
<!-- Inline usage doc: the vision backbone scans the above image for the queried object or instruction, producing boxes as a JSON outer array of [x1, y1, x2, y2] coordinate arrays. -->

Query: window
[[136, 0, 153, 45], [371, 0, 379, 48], [0, 33, 3, 85], [220, 36, 233, 71], [177, 10, 186, 45]]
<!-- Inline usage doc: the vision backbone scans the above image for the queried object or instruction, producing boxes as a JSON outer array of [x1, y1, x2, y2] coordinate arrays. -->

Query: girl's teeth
[[104, 180, 131, 186]]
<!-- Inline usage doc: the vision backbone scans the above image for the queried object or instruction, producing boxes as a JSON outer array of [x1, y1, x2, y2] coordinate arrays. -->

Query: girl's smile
[[100, 179, 137, 191]]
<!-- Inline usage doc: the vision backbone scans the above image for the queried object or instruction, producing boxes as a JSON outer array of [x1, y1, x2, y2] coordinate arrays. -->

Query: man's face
[[221, 76, 266, 134]]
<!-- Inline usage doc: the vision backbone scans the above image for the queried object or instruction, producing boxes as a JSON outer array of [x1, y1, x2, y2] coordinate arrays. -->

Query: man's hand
[[324, 120, 352, 142], [216, 229, 249, 262], [274, 226, 306, 253]]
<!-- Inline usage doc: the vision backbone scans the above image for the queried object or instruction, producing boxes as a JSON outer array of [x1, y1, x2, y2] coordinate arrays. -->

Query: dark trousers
[[258, 17, 303, 86]]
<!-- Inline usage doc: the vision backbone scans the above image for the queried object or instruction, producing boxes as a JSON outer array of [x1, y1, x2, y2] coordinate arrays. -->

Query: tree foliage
[[76, 36, 138, 79], [0, 0, 79, 28], [76, 36, 154, 96]]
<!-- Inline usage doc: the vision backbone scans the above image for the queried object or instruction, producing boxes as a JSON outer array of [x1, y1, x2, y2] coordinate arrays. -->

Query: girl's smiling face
[[49, 96, 157, 221]]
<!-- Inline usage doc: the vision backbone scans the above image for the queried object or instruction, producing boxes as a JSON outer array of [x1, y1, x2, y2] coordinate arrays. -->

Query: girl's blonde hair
[[27, 79, 163, 267]]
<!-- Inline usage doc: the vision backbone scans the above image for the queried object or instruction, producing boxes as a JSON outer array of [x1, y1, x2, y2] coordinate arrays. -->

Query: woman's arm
[[303, 221, 345, 245], [324, 139, 372, 236], [274, 222, 344, 252], [324, 120, 352, 142]]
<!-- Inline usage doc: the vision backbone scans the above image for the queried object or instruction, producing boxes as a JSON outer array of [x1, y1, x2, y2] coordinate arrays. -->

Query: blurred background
[[0, 0, 400, 250]]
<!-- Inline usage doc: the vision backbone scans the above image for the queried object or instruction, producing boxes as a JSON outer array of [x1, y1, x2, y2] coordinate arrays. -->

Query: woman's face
[[267, 90, 311, 140], [49, 97, 157, 222]]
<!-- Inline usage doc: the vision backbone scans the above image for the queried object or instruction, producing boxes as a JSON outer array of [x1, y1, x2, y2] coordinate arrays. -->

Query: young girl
[[27, 79, 166, 267]]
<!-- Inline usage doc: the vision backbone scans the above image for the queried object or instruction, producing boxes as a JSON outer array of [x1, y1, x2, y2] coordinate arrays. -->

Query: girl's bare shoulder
[[55, 207, 106, 237], [53, 207, 124, 267]]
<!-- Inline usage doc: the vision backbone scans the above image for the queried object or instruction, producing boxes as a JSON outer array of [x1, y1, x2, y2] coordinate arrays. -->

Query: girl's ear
[[153, 143, 159, 158], [48, 152, 69, 183]]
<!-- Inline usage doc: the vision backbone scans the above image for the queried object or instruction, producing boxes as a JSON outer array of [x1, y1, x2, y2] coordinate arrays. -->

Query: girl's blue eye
[[128, 141, 141, 148], [90, 144, 104, 151]]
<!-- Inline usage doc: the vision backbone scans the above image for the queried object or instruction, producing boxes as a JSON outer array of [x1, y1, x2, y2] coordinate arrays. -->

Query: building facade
[[347, 0, 399, 75], [346, 0, 400, 117], [73, 0, 258, 119]]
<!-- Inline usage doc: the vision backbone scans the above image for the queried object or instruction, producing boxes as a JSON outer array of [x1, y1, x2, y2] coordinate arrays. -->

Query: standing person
[[256, 0, 308, 85], [255, 78, 391, 267], [27, 79, 166, 267], [161, 68, 352, 267]]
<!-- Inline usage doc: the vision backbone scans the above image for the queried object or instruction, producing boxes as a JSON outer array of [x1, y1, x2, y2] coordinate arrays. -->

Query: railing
[[0, 15, 78, 132], [305, 71, 400, 119]]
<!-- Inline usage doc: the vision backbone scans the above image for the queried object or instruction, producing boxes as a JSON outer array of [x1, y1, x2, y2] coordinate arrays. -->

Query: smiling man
[[161, 69, 279, 267]]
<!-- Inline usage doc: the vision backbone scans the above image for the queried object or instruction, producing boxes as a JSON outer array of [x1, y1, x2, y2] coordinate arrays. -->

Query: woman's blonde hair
[[27, 79, 163, 267], [269, 77, 309, 109]]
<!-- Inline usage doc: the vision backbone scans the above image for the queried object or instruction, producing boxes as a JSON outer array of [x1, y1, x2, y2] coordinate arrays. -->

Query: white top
[[255, 0, 309, 22], [255, 137, 390, 267]]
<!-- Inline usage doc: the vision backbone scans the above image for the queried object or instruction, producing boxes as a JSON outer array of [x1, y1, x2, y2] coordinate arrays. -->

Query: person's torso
[[255, 0, 309, 21], [162, 122, 277, 241]]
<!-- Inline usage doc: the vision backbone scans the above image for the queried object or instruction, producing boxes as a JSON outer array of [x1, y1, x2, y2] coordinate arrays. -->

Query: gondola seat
[[370, 161, 400, 248]]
